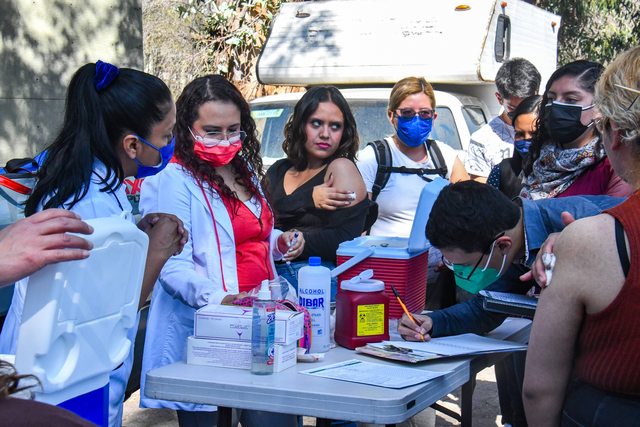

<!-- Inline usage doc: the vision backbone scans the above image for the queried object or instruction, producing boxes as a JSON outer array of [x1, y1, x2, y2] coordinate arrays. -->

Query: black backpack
[[368, 139, 448, 201]]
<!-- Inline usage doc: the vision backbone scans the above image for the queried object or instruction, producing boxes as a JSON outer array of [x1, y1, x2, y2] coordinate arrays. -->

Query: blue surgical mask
[[396, 116, 433, 147], [134, 135, 175, 178], [452, 240, 507, 294], [514, 139, 532, 155]]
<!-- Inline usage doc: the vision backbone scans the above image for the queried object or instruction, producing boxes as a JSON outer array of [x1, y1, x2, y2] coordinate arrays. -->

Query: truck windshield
[[252, 100, 463, 166]]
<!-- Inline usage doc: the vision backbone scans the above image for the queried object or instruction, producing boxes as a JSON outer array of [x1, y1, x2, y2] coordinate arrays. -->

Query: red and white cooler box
[[336, 178, 448, 318]]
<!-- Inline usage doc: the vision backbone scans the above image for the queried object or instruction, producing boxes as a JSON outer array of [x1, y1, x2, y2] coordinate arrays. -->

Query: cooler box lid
[[15, 212, 149, 405], [337, 236, 423, 259], [338, 177, 448, 258], [407, 177, 449, 252]]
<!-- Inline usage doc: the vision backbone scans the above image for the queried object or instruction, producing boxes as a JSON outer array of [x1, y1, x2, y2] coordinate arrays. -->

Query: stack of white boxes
[[187, 305, 304, 372]]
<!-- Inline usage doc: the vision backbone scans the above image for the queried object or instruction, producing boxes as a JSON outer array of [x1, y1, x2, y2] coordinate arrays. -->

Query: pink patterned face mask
[[189, 128, 245, 167]]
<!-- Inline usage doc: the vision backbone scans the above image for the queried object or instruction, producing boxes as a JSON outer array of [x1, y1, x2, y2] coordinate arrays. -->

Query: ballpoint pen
[[391, 285, 425, 342], [286, 232, 299, 276]]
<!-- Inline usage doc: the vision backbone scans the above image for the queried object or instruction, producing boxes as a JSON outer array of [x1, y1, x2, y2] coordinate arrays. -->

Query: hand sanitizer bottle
[[251, 279, 276, 374], [298, 256, 331, 353]]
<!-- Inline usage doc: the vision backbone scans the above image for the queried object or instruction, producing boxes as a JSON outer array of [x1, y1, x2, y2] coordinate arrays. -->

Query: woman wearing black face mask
[[520, 60, 632, 200]]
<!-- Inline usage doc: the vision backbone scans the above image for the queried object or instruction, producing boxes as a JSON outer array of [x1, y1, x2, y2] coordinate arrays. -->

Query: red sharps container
[[335, 270, 389, 350]]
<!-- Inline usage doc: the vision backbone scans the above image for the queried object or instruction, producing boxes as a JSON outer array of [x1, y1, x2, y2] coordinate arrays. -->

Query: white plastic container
[[14, 212, 148, 406], [251, 280, 276, 374], [298, 256, 331, 353]]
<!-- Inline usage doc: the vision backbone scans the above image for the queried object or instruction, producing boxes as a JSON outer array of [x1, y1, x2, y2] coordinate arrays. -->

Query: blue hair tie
[[94, 60, 120, 92]]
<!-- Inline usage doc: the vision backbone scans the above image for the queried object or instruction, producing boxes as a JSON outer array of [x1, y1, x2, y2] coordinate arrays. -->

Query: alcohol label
[[356, 304, 385, 336]]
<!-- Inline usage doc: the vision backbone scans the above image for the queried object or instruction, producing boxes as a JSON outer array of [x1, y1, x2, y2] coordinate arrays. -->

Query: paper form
[[372, 334, 527, 357], [299, 359, 450, 389]]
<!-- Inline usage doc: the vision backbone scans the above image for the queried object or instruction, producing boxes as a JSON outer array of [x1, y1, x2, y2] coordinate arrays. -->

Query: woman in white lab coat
[[138, 75, 303, 427], [0, 61, 186, 427]]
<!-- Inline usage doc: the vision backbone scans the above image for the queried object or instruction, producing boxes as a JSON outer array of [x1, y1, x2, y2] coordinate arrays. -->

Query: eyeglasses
[[190, 128, 247, 147], [442, 253, 485, 280], [595, 116, 623, 134], [614, 84, 640, 111], [394, 108, 434, 120], [594, 116, 609, 134], [440, 231, 506, 280]]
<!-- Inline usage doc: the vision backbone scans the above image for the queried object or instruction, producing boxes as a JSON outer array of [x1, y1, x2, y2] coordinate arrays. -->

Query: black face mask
[[544, 101, 595, 145]]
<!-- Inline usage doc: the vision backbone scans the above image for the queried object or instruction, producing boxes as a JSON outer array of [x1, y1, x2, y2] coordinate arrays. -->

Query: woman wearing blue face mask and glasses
[[357, 77, 469, 298], [520, 60, 632, 200], [357, 76, 469, 237], [0, 61, 187, 427]]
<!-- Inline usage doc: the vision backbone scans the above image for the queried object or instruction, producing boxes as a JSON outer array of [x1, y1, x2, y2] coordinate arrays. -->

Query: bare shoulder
[[326, 158, 366, 199], [556, 214, 614, 251], [551, 213, 618, 299], [327, 157, 358, 173], [326, 157, 362, 182]]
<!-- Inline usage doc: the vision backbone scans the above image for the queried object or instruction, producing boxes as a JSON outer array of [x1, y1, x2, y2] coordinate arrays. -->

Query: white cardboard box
[[186, 336, 297, 372], [194, 305, 304, 345], [187, 336, 251, 370]]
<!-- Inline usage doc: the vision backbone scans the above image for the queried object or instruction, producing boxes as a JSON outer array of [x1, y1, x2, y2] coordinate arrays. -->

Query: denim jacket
[[429, 195, 625, 337]]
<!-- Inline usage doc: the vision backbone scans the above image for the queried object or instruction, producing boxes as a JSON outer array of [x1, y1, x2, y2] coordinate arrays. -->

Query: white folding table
[[144, 318, 531, 427]]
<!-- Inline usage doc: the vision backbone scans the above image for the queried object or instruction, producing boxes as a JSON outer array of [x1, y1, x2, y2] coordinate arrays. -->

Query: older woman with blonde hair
[[523, 45, 640, 426]]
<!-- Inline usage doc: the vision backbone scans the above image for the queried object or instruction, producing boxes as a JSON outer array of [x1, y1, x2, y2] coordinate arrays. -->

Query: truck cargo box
[[257, 0, 561, 87]]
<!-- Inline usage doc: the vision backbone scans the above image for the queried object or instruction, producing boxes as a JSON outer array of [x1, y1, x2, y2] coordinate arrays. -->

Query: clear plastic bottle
[[298, 256, 332, 353], [251, 279, 276, 374]]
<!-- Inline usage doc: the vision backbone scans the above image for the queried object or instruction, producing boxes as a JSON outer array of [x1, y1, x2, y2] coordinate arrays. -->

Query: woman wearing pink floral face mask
[[137, 75, 301, 427]]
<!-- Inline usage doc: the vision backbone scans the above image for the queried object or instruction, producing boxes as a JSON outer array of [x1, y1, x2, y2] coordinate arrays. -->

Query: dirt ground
[[122, 366, 502, 427]]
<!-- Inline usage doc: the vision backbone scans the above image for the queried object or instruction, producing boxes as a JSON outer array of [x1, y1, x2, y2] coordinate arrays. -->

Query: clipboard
[[479, 290, 538, 318]]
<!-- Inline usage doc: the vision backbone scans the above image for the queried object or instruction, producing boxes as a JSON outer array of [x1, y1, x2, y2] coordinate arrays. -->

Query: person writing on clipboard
[[397, 181, 623, 342]]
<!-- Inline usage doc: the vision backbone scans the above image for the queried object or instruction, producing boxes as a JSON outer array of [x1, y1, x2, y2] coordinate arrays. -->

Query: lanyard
[[197, 180, 228, 292], [0, 175, 32, 195]]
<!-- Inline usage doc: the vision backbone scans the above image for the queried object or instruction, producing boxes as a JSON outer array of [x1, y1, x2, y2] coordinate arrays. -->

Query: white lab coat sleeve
[[271, 228, 284, 261], [140, 168, 230, 308]]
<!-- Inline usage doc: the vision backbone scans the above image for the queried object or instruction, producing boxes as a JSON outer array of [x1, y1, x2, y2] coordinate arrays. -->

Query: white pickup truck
[[250, 0, 560, 165], [251, 88, 489, 168]]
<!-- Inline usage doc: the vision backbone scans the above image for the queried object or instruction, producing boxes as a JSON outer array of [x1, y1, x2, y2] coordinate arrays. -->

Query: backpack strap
[[368, 139, 392, 202], [426, 140, 448, 178], [615, 217, 630, 278], [368, 139, 448, 201]]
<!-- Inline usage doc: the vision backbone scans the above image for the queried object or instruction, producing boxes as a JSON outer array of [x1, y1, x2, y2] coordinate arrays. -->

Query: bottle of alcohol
[[298, 257, 331, 353]]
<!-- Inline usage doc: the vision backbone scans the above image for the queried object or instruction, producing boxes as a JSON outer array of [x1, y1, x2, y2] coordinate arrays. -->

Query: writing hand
[[397, 313, 432, 342]]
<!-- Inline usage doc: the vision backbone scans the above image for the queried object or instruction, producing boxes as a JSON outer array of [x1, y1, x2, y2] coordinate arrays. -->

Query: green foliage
[[535, 0, 640, 65], [176, 0, 288, 96]]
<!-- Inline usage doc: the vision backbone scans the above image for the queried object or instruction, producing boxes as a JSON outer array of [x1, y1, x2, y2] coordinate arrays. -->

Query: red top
[[574, 191, 640, 396], [221, 194, 275, 293], [558, 157, 632, 198]]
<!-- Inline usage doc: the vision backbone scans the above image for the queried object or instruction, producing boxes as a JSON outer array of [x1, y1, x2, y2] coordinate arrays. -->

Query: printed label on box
[[194, 305, 304, 345]]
